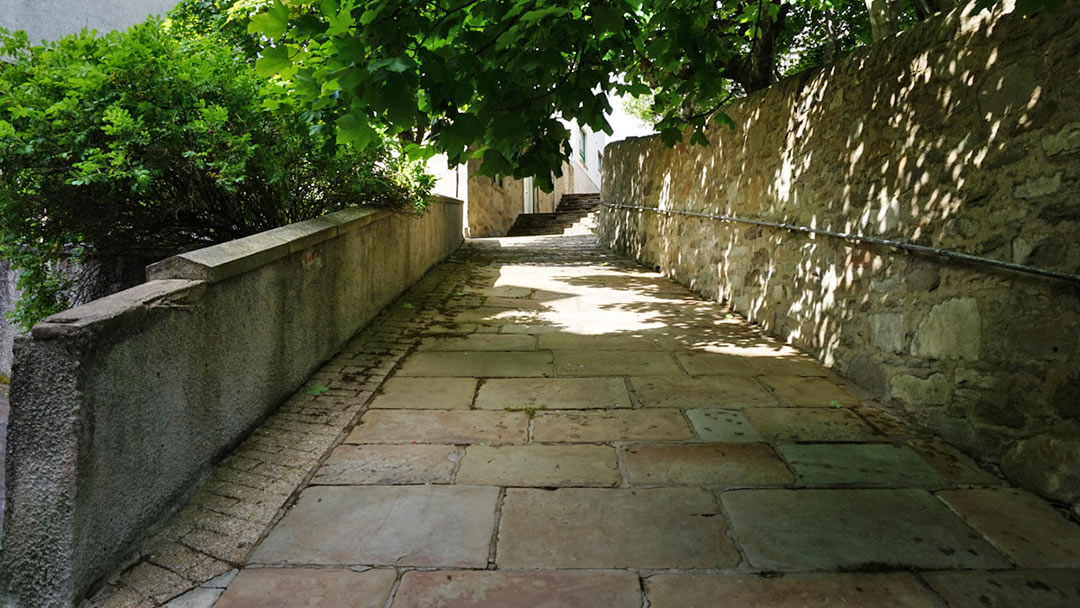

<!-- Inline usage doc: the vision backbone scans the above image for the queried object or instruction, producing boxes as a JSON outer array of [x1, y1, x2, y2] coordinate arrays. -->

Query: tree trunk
[[866, 0, 897, 41]]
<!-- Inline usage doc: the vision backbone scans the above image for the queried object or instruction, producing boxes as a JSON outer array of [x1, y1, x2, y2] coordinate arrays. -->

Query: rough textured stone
[[890, 373, 951, 406], [532, 410, 693, 442], [474, 377, 631, 410], [497, 488, 740, 568], [646, 573, 941, 608], [721, 489, 1010, 570], [250, 486, 498, 567], [912, 298, 980, 361], [923, 569, 1080, 608], [214, 568, 396, 608], [1000, 434, 1080, 503], [623, 443, 793, 486], [779, 443, 943, 487], [630, 375, 780, 408], [369, 377, 477, 410], [870, 313, 905, 353], [311, 444, 458, 485], [1013, 173, 1062, 198], [346, 410, 529, 444], [554, 350, 682, 376], [937, 488, 1080, 567], [685, 409, 764, 441], [744, 407, 878, 441], [456, 445, 619, 487], [396, 350, 554, 377], [392, 570, 642, 608]]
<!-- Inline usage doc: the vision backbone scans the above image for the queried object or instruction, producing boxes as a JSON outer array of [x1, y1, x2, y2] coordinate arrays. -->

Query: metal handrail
[[600, 201, 1080, 287]]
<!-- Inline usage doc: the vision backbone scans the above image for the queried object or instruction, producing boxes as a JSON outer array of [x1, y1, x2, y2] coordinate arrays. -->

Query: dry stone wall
[[598, 2, 1080, 504]]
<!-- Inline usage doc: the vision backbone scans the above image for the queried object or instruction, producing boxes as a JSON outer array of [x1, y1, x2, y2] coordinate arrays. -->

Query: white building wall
[[0, 0, 180, 44]]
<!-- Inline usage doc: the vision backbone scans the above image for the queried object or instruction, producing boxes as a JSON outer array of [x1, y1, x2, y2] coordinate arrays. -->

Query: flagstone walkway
[[103, 234, 1080, 608]]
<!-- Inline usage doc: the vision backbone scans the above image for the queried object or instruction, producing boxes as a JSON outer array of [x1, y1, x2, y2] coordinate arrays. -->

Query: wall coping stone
[[146, 197, 461, 283]]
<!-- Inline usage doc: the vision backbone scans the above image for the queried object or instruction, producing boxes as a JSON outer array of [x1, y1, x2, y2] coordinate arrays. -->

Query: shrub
[[0, 20, 433, 329]]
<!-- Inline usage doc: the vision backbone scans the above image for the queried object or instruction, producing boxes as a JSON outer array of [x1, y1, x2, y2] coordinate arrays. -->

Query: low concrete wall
[[598, 3, 1080, 504], [0, 199, 463, 607]]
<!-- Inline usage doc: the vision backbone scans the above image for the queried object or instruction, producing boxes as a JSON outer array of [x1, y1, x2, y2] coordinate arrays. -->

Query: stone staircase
[[506, 193, 601, 236]]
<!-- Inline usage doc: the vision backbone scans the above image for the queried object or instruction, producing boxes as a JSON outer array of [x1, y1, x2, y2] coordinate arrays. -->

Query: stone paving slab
[[418, 334, 537, 351], [532, 410, 693, 442], [370, 377, 477, 409], [346, 410, 529, 444], [474, 378, 631, 410], [554, 350, 683, 376], [630, 375, 781, 408], [759, 375, 862, 407], [907, 439, 1003, 486], [721, 489, 1011, 570], [645, 573, 941, 608], [921, 569, 1080, 608], [497, 487, 740, 568], [937, 488, 1080, 567], [779, 442, 944, 487], [674, 351, 759, 376], [538, 332, 666, 350], [451, 306, 540, 324], [251, 486, 498, 567], [396, 350, 554, 377], [623, 443, 793, 486], [456, 445, 620, 487], [685, 409, 765, 442], [744, 407, 879, 441], [311, 444, 458, 485], [745, 355, 830, 377], [483, 296, 544, 309], [214, 568, 396, 608], [391, 570, 642, 608]]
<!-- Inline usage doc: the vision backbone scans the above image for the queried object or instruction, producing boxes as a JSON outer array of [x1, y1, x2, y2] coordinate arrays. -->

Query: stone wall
[[598, 3, 1080, 505], [466, 159, 526, 237], [1, 199, 463, 607]]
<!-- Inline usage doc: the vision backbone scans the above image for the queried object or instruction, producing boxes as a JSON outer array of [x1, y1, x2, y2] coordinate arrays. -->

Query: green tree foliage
[[250, 0, 1052, 181], [0, 20, 433, 328]]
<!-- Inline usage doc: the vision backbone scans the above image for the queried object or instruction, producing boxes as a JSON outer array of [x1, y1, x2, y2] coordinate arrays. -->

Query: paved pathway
[[91, 234, 1080, 607]]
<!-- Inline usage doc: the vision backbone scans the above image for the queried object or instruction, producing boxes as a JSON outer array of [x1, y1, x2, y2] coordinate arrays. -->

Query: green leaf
[[713, 112, 736, 130], [247, 0, 289, 38], [335, 113, 376, 148], [521, 7, 570, 22], [306, 384, 330, 396], [828, 400, 844, 408], [255, 45, 291, 77], [590, 5, 624, 33], [402, 302, 415, 309]]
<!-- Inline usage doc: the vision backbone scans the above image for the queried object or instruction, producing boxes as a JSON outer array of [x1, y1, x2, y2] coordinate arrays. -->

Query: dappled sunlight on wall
[[599, 1, 1080, 503]]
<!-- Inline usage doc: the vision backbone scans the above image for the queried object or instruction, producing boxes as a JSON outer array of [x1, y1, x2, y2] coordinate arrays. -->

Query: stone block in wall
[[912, 298, 980, 361], [891, 372, 951, 406], [870, 312, 905, 354]]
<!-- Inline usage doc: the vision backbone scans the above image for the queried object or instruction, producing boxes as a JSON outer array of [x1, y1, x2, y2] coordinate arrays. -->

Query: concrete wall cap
[[32, 280, 205, 340], [146, 199, 461, 283]]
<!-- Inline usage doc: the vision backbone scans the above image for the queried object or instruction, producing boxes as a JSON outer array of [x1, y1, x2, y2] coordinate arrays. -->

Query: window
[[579, 128, 587, 164]]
